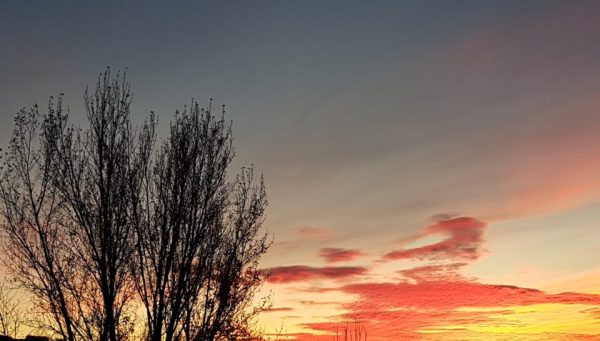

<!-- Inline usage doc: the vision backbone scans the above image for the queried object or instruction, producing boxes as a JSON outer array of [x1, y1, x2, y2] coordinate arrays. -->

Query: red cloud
[[265, 265, 368, 284], [341, 281, 600, 312], [319, 248, 364, 263], [384, 216, 486, 261], [316, 308, 556, 341], [302, 312, 479, 341], [399, 263, 468, 282], [297, 279, 600, 340], [348, 281, 600, 339]]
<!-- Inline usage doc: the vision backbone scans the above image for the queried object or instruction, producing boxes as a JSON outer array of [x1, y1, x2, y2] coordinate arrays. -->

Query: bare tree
[[1, 70, 150, 341], [0, 99, 80, 341], [47, 70, 146, 341], [1, 70, 270, 341], [132, 101, 269, 341]]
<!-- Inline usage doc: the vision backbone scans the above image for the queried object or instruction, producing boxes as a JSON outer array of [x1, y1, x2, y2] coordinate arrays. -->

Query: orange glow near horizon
[[258, 213, 600, 340]]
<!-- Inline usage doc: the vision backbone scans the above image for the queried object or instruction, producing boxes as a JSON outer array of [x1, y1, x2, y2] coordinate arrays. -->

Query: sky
[[2, 1, 600, 340]]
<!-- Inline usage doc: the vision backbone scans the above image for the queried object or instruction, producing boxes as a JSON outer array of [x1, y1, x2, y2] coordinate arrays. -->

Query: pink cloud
[[295, 226, 330, 238], [323, 279, 600, 339], [299, 300, 338, 306], [341, 281, 600, 312], [384, 216, 486, 261], [303, 311, 484, 341], [319, 248, 364, 263], [399, 263, 468, 282], [294, 278, 600, 340], [265, 265, 368, 284]]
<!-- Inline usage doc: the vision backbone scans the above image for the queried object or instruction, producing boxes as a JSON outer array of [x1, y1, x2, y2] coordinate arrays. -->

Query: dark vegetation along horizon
[[0, 69, 271, 341], [0, 336, 55, 341]]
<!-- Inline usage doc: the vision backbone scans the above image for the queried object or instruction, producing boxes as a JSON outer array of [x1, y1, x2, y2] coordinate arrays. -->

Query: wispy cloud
[[398, 263, 468, 282], [264, 265, 368, 284], [384, 216, 486, 261], [261, 307, 294, 313], [295, 226, 332, 238], [319, 247, 364, 263]]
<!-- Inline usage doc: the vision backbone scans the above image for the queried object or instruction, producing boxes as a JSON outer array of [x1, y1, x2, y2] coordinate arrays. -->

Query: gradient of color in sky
[[2, 1, 600, 340]]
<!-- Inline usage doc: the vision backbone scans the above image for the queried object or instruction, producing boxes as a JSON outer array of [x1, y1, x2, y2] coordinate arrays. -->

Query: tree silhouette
[[0, 97, 82, 340], [334, 322, 367, 341], [132, 101, 269, 341], [0, 70, 270, 341]]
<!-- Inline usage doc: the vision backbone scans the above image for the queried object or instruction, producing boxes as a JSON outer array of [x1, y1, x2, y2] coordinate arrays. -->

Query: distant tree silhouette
[[0, 336, 51, 341], [334, 322, 367, 341], [0, 69, 270, 341]]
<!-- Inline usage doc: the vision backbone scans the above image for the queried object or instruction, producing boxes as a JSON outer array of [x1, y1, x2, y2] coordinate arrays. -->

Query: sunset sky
[[2, 1, 600, 340]]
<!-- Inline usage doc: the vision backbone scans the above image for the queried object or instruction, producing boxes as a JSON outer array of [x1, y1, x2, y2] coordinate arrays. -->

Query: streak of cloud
[[265, 265, 368, 284], [319, 247, 364, 263], [384, 216, 486, 261]]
